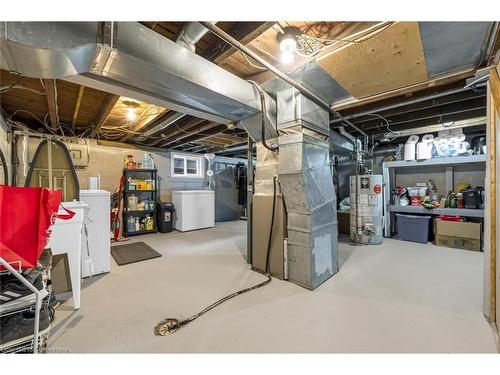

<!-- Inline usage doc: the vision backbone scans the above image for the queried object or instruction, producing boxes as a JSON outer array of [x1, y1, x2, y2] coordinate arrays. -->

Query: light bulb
[[126, 108, 137, 121], [280, 51, 295, 65], [279, 35, 297, 53]]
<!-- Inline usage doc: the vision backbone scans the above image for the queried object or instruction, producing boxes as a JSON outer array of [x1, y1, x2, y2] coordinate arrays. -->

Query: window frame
[[170, 152, 204, 179]]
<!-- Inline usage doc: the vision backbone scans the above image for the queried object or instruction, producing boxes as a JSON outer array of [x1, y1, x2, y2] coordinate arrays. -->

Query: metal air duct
[[277, 87, 339, 289], [0, 22, 264, 125], [176, 22, 216, 52]]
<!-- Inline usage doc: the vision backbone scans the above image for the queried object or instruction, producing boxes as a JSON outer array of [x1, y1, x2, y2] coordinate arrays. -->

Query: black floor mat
[[111, 242, 162, 266]]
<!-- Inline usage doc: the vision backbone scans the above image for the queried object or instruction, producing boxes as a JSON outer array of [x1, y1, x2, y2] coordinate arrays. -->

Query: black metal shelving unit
[[122, 168, 158, 237]]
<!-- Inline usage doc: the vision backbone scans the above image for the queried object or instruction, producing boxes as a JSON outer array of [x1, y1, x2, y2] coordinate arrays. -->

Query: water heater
[[350, 174, 384, 245]]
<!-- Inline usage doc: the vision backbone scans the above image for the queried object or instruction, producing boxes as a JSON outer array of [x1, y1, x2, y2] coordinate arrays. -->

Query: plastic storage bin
[[396, 214, 432, 244]]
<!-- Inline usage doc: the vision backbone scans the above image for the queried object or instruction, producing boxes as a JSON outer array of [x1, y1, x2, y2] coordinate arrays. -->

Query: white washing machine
[[172, 190, 215, 232], [79, 190, 111, 278]]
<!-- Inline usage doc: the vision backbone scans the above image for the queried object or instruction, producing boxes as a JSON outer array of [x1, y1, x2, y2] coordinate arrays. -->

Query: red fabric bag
[[0, 186, 74, 270]]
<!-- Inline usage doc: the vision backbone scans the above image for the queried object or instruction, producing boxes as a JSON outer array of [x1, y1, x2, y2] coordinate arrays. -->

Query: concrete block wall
[[13, 136, 209, 202]]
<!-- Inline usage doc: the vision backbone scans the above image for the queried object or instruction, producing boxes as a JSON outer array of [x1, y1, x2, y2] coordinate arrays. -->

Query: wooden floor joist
[[71, 85, 85, 127], [119, 105, 165, 143], [42, 79, 59, 130], [156, 119, 213, 148], [90, 94, 120, 138]]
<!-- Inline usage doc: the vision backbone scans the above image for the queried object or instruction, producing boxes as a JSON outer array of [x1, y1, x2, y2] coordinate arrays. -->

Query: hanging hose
[[153, 177, 278, 336], [265, 176, 278, 272], [248, 80, 278, 153], [11, 134, 19, 186], [0, 148, 7, 185]]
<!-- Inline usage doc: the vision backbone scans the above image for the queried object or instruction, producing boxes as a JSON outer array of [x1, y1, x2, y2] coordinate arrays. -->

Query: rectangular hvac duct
[[277, 88, 339, 289], [0, 22, 264, 125], [277, 87, 330, 136]]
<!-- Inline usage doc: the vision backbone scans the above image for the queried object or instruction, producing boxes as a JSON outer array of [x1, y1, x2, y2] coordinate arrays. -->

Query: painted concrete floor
[[49, 221, 497, 353]]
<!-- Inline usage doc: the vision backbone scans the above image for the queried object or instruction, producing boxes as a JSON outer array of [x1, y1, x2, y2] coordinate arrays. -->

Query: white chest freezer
[[172, 190, 215, 232], [79, 190, 111, 278]]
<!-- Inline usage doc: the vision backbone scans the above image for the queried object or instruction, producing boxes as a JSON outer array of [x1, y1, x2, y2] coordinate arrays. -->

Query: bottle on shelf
[[125, 154, 137, 169], [145, 216, 154, 231], [142, 153, 155, 169], [127, 216, 135, 233], [127, 195, 138, 210]]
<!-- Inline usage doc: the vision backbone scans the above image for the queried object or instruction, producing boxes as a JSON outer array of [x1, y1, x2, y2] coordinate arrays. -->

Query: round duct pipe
[[177, 22, 217, 52]]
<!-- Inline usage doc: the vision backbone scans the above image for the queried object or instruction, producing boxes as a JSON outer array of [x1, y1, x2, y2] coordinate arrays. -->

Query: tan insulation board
[[317, 22, 429, 99]]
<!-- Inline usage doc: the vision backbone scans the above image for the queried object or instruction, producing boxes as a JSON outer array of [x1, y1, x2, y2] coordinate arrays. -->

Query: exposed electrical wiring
[[294, 22, 394, 58], [314, 22, 393, 45], [0, 84, 46, 95], [6, 108, 79, 139], [52, 79, 62, 135], [7, 109, 59, 136], [241, 22, 393, 74], [172, 122, 224, 137], [364, 113, 401, 142], [249, 43, 282, 64], [237, 50, 269, 71], [0, 79, 23, 92]]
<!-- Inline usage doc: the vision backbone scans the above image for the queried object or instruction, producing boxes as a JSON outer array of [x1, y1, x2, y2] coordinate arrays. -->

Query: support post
[[247, 137, 254, 264]]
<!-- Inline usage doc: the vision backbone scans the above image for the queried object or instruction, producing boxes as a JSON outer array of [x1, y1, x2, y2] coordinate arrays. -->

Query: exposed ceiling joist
[[152, 117, 209, 147], [119, 105, 165, 142], [42, 79, 58, 130], [361, 106, 486, 133], [333, 70, 475, 111], [164, 122, 220, 148], [169, 124, 228, 149], [90, 94, 120, 138], [71, 85, 85, 127], [205, 22, 276, 63], [183, 144, 211, 153], [348, 94, 486, 128]]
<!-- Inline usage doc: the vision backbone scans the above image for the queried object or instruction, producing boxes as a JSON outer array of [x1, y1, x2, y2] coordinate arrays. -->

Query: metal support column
[[246, 137, 254, 264]]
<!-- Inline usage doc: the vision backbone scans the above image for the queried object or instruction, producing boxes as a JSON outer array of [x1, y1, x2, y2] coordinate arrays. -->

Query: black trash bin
[[156, 202, 175, 233]]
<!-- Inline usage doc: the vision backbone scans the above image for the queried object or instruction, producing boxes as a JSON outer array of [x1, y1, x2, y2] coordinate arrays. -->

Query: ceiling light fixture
[[126, 107, 137, 121], [277, 26, 300, 64], [279, 34, 297, 53], [280, 51, 295, 65]]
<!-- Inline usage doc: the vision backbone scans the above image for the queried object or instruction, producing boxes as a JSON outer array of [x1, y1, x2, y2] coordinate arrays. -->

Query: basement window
[[171, 153, 204, 178]]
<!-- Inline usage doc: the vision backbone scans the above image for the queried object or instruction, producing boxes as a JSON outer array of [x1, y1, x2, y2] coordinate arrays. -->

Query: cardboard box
[[337, 211, 350, 235], [252, 194, 287, 279], [434, 220, 481, 251]]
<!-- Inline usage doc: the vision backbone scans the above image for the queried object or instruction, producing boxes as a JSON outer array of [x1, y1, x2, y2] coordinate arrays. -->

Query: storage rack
[[382, 155, 486, 236], [0, 258, 45, 354], [122, 168, 158, 237]]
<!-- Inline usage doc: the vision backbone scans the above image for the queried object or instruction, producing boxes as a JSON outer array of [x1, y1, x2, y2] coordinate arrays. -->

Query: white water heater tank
[[350, 174, 384, 245]]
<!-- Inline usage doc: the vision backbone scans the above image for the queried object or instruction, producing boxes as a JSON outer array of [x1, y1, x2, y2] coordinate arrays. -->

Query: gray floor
[[49, 221, 497, 353]]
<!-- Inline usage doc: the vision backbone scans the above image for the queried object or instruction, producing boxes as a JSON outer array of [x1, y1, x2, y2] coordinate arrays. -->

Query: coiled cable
[[154, 178, 278, 336]]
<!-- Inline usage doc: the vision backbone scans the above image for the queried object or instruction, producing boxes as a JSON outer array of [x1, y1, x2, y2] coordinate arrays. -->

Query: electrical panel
[[67, 144, 89, 167]]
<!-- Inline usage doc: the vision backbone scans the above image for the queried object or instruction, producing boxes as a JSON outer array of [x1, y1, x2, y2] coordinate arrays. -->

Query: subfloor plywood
[[317, 22, 429, 99], [49, 221, 497, 353]]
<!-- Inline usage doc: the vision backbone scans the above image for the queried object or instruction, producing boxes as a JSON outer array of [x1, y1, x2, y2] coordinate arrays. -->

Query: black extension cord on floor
[[153, 177, 278, 336]]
